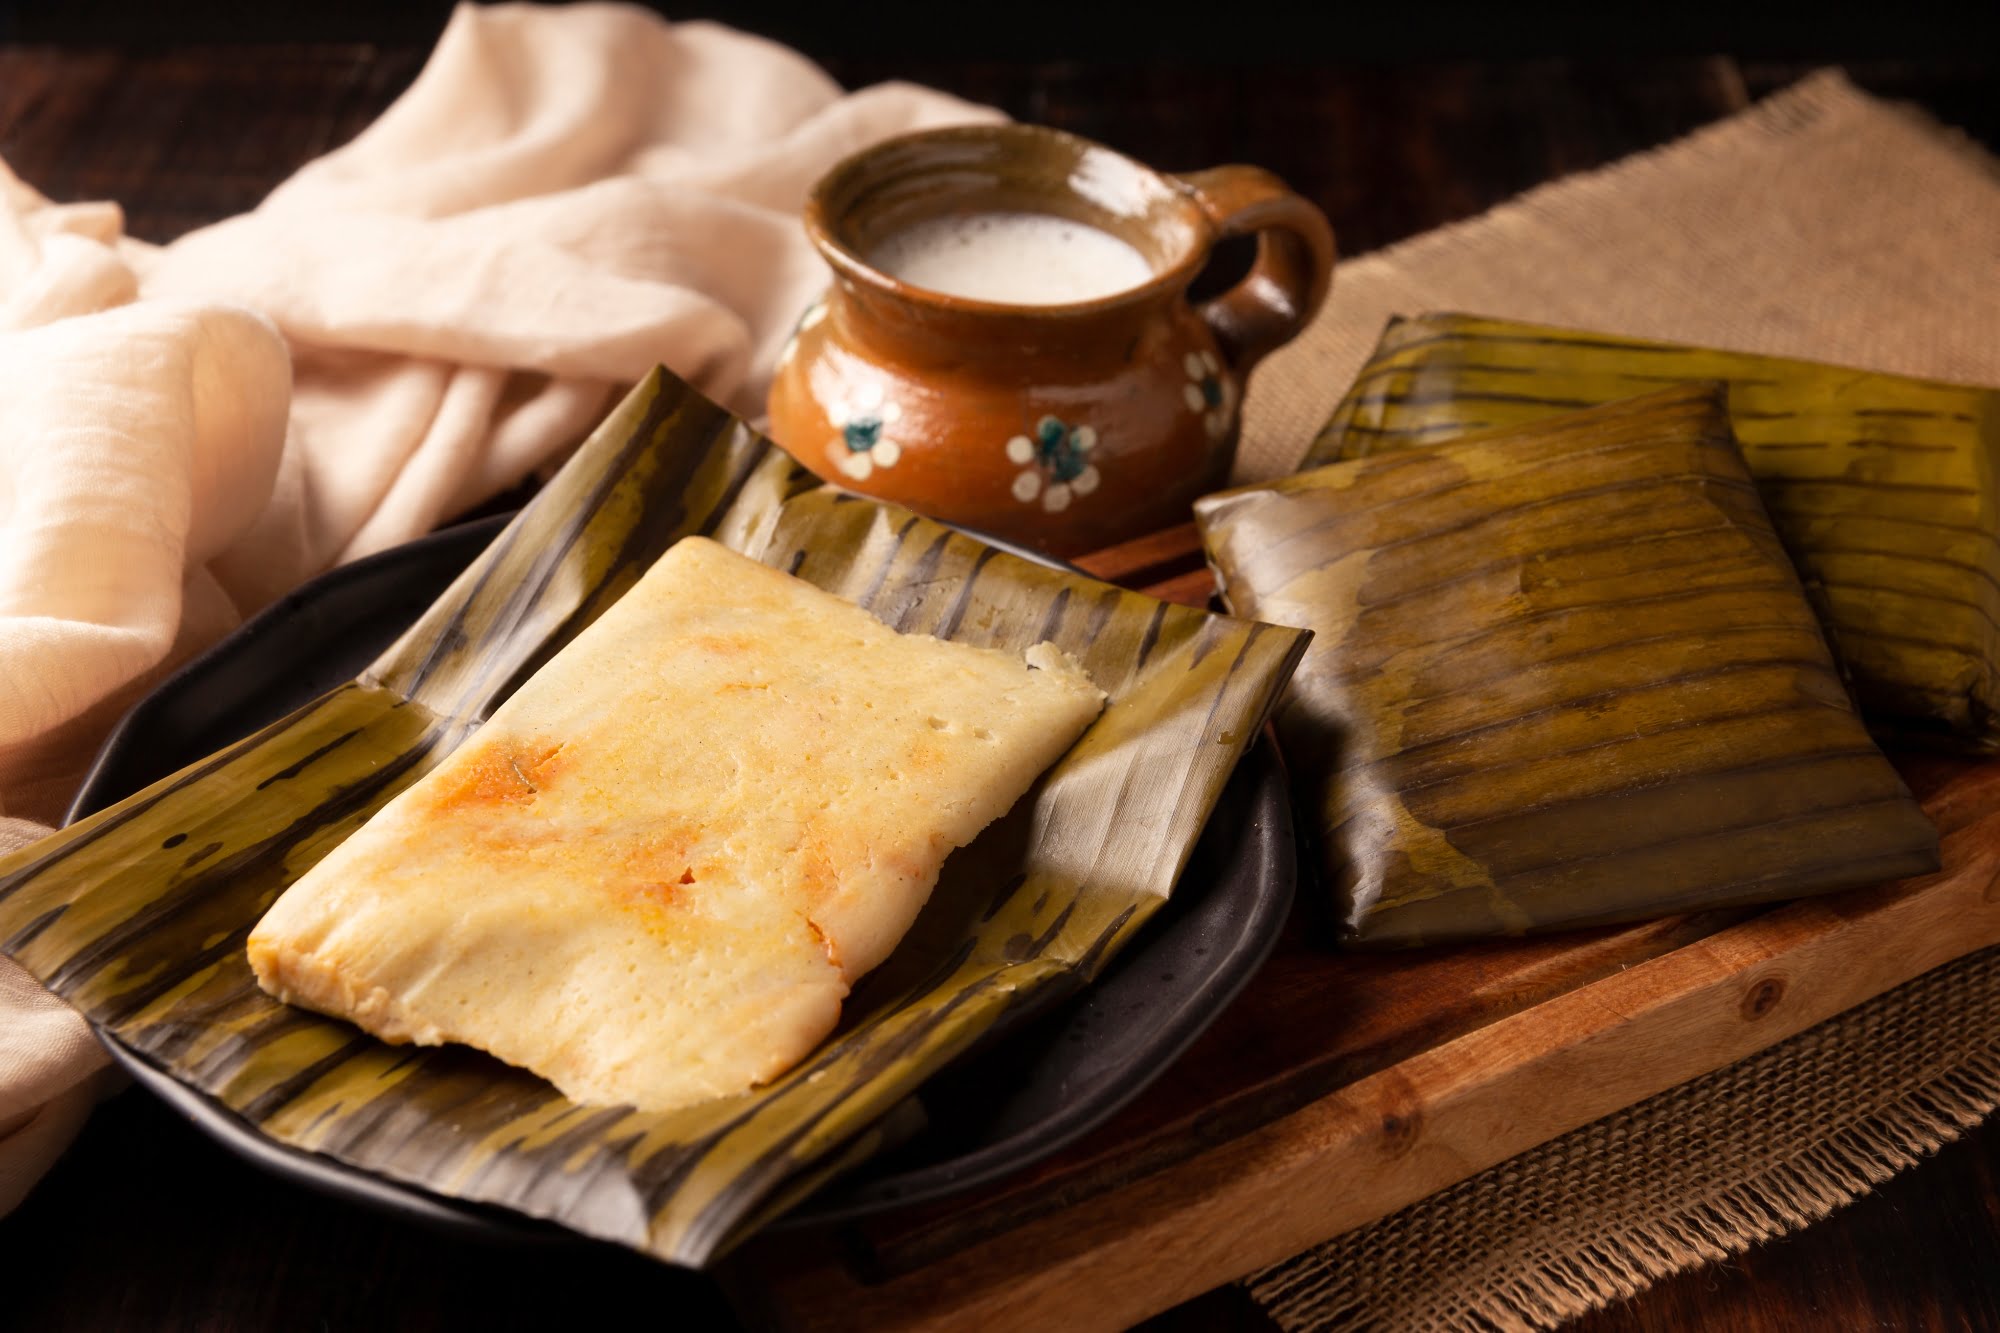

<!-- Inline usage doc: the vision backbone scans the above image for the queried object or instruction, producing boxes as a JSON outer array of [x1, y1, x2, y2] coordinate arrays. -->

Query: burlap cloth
[[1233, 68, 2000, 484], [1251, 946, 2000, 1332], [1237, 70, 2000, 1330]]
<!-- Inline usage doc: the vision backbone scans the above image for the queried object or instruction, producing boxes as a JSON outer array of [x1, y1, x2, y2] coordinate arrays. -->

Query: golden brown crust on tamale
[[1200, 384, 1939, 947]]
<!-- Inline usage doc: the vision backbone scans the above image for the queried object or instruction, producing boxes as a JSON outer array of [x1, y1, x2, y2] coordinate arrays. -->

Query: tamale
[[248, 537, 1106, 1113], [1198, 384, 1939, 948], [1308, 312, 2000, 752]]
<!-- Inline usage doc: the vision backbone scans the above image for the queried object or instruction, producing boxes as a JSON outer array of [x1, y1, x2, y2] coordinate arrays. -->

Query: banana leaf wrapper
[[1308, 311, 2000, 752], [0, 369, 1308, 1266], [1197, 383, 1939, 948]]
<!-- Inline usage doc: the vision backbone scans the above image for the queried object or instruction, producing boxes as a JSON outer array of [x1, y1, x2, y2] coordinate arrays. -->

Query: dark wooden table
[[2, 42, 1996, 1332]]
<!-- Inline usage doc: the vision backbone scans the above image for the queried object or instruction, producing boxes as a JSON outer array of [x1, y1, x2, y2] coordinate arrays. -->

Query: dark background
[[3, 0, 1995, 59], [2, 5, 1998, 1332]]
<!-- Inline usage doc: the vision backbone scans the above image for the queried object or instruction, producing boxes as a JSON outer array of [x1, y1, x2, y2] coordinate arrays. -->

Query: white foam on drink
[[867, 211, 1155, 305]]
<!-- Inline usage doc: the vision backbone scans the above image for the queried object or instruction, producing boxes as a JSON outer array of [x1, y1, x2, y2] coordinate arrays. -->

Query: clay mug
[[767, 123, 1335, 556]]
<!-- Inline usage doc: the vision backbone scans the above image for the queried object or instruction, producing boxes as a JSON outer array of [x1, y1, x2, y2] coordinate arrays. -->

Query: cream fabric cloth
[[0, 818, 121, 1215], [0, 1, 996, 1215]]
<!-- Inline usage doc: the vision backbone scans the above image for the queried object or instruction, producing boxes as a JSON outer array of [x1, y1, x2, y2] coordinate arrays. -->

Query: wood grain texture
[[739, 758, 2000, 1331], [1, 43, 1997, 1333]]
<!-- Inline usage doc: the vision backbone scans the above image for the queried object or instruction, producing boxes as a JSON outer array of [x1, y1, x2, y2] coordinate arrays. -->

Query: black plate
[[71, 514, 1296, 1238]]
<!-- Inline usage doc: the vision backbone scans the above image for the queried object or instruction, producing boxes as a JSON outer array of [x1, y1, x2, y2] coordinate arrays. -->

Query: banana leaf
[[1308, 311, 2000, 752], [0, 368, 1307, 1266], [1198, 383, 1938, 948]]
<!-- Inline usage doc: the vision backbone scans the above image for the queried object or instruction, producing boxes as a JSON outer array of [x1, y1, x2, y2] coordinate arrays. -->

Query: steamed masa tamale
[[1310, 312, 2000, 751], [248, 537, 1105, 1111], [1198, 385, 1939, 947]]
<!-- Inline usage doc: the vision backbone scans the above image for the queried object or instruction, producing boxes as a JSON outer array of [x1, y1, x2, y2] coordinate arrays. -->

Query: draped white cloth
[[0, 0, 999, 1215]]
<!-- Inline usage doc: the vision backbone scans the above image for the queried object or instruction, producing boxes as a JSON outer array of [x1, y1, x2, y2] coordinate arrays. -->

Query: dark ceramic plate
[[71, 514, 1296, 1238]]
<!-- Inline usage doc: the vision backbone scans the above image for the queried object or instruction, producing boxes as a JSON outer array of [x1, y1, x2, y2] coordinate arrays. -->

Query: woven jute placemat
[[1235, 68, 2000, 484], [1237, 69, 2000, 1331], [1250, 944, 2000, 1331]]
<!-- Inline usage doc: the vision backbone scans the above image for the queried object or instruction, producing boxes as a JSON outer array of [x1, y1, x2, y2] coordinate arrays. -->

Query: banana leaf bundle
[[1310, 312, 2000, 752], [0, 369, 1307, 1265], [1198, 383, 1938, 948]]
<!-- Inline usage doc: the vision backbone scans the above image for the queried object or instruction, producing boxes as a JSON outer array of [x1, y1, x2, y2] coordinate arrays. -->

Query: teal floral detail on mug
[[1183, 351, 1236, 441], [776, 296, 828, 369], [1006, 415, 1100, 513], [828, 382, 903, 482]]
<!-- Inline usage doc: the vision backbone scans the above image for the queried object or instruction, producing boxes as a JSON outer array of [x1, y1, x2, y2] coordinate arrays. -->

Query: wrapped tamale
[[1198, 384, 1939, 947], [1309, 312, 2000, 752]]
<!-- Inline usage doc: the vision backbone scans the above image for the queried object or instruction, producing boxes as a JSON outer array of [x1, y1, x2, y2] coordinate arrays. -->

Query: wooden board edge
[[739, 807, 2000, 1332]]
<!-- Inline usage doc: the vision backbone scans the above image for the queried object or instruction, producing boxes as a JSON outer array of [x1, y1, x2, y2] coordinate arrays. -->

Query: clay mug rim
[[804, 121, 1335, 377], [804, 122, 1222, 322]]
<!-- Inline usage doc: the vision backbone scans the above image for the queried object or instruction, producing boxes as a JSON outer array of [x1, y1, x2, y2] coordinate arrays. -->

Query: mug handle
[[1171, 166, 1336, 376]]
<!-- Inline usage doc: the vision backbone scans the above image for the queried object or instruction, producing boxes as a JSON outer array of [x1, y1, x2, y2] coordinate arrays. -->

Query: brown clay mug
[[766, 124, 1335, 556]]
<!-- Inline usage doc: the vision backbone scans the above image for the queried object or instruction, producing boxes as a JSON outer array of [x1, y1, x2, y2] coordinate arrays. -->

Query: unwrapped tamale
[[1199, 384, 1939, 947], [1309, 312, 2000, 752], [249, 537, 1106, 1113]]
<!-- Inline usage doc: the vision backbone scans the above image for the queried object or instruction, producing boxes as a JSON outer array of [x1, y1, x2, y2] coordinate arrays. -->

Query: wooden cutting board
[[726, 523, 2000, 1333]]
